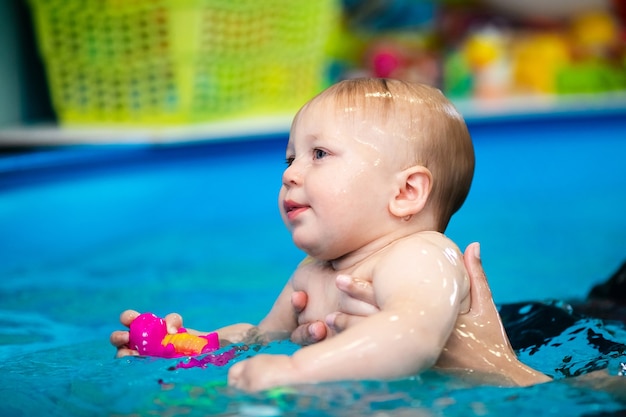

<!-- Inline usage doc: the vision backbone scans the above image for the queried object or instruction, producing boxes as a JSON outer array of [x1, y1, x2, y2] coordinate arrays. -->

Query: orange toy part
[[162, 332, 210, 356]]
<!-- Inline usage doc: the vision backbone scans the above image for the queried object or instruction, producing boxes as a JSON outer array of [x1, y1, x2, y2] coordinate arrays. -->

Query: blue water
[[1, 111, 625, 416]]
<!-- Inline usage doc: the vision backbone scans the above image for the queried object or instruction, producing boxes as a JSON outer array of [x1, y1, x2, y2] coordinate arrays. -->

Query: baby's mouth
[[284, 200, 309, 220]]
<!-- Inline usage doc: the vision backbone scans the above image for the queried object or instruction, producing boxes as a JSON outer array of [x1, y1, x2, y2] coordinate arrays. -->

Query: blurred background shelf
[[1, 92, 626, 146], [1, 0, 624, 147], [0, 115, 294, 146]]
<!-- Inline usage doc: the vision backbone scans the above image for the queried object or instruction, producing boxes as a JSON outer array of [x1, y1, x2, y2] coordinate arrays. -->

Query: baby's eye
[[313, 148, 328, 160], [285, 156, 295, 167]]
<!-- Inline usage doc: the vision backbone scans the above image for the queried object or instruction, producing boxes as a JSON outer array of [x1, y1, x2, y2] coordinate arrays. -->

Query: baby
[[112, 78, 549, 391]]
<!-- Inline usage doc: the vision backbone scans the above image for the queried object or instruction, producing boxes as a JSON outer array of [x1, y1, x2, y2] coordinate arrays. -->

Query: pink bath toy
[[129, 312, 220, 358]]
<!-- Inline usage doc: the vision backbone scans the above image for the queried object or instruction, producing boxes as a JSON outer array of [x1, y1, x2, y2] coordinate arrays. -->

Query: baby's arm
[[229, 239, 469, 390], [199, 278, 300, 345], [110, 279, 299, 357], [190, 274, 301, 347], [222, 279, 300, 344]]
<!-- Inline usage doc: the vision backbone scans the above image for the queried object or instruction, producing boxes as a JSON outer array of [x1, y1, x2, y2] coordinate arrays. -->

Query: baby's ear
[[389, 166, 432, 218]]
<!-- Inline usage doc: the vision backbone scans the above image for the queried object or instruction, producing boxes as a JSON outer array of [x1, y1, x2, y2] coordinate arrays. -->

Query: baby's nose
[[282, 162, 302, 186]]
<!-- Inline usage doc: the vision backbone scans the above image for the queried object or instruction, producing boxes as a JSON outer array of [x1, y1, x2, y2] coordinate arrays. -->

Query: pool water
[[1, 111, 625, 416]]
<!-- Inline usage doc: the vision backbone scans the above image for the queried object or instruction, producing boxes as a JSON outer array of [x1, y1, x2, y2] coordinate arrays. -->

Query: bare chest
[[291, 259, 375, 326], [291, 262, 343, 325]]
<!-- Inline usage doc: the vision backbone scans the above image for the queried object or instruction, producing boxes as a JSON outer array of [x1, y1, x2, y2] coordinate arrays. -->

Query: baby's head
[[297, 78, 474, 231]]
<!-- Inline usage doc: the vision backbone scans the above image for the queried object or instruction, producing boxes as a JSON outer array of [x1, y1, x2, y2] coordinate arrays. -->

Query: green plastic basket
[[29, 0, 338, 125]]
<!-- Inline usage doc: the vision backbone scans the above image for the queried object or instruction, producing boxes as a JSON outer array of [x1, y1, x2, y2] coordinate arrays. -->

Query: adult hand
[[436, 242, 551, 385], [289, 274, 379, 345], [289, 292, 328, 345], [109, 309, 184, 358]]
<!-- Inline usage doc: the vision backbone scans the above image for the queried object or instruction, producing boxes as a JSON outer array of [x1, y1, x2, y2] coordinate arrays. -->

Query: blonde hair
[[302, 78, 474, 231]]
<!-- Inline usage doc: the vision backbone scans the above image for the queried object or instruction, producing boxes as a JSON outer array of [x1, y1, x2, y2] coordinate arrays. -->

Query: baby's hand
[[109, 309, 185, 358], [228, 354, 295, 392], [109, 309, 140, 357]]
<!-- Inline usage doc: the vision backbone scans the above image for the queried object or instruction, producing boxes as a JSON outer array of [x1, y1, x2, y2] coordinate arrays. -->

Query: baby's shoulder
[[384, 232, 468, 291], [374, 232, 469, 310], [377, 231, 465, 276], [394, 231, 462, 255]]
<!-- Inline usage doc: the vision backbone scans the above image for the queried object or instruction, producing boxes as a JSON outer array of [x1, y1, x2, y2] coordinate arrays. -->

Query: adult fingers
[[335, 274, 379, 316], [462, 242, 516, 353], [290, 321, 328, 346], [335, 274, 377, 305], [463, 242, 497, 317], [336, 296, 380, 317], [464, 242, 492, 299], [291, 291, 308, 314]]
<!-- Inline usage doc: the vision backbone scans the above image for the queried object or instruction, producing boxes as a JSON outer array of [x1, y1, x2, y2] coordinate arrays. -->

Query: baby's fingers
[[164, 312, 184, 334], [115, 347, 139, 358], [120, 309, 140, 327], [110, 330, 129, 348], [110, 330, 139, 358]]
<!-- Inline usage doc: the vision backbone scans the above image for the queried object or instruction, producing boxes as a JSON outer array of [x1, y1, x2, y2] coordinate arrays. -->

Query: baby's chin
[[291, 230, 351, 261], [293, 240, 335, 262]]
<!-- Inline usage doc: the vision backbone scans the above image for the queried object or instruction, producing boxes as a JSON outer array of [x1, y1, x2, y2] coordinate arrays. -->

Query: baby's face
[[278, 96, 402, 261]]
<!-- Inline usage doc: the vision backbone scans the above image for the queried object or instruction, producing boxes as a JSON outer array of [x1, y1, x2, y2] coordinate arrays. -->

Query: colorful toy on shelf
[[570, 10, 620, 57], [512, 32, 571, 94], [129, 312, 220, 358], [366, 37, 440, 85], [462, 27, 512, 99], [443, 49, 473, 98], [463, 28, 503, 70]]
